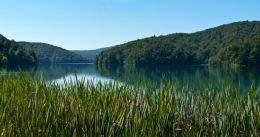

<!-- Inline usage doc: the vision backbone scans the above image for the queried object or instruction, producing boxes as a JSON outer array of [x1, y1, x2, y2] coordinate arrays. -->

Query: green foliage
[[0, 74, 260, 136], [209, 36, 260, 65], [0, 53, 8, 65], [19, 42, 89, 63], [96, 21, 260, 66], [0, 34, 37, 66]]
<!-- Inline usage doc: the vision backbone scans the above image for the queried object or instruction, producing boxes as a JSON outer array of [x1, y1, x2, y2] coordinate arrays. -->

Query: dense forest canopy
[[209, 36, 260, 65], [0, 34, 37, 66], [19, 42, 89, 63], [95, 21, 260, 66]]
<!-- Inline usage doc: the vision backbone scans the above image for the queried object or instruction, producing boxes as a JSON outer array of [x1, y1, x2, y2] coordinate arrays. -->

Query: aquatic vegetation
[[0, 74, 259, 136]]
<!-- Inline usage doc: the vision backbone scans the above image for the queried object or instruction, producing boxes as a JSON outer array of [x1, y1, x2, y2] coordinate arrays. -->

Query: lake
[[1, 63, 260, 92]]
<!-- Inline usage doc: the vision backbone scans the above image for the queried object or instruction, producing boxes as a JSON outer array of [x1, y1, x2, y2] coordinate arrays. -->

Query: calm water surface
[[1, 63, 260, 92]]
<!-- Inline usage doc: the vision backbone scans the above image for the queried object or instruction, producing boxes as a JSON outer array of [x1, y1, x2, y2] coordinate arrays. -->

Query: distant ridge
[[71, 47, 110, 62], [19, 42, 89, 63], [96, 21, 260, 66]]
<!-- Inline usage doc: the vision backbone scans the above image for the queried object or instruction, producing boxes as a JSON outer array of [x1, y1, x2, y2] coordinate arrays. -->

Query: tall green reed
[[0, 73, 259, 136]]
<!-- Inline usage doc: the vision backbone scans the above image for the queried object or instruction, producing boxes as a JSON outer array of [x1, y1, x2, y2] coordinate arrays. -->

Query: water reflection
[[0, 64, 112, 82], [1, 64, 260, 92], [96, 65, 260, 92]]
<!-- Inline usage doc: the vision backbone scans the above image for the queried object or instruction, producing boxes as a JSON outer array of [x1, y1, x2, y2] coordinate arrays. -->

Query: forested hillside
[[209, 36, 260, 65], [96, 21, 260, 66], [19, 42, 89, 63], [0, 34, 37, 66]]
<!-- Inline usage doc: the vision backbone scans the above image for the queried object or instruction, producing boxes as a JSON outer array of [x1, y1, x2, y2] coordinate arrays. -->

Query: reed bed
[[0, 74, 259, 137]]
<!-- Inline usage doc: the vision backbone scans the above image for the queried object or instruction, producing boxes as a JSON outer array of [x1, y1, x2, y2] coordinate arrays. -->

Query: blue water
[[1, 63, 260, 92]]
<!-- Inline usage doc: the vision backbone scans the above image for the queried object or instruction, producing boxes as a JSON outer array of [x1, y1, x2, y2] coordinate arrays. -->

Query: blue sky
[[0, 0, 260, 50]]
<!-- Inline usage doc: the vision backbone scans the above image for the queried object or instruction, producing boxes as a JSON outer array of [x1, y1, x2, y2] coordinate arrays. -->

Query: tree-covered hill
[[19, 42, 89, 63], [96, 21, 260, 66], [71, 47, 109, 62], [209, 36, 260, 65], [0, 34, 37, 66]]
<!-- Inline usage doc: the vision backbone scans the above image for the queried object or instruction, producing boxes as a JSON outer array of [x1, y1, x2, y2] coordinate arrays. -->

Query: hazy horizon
[[1, 0, 260, 50]]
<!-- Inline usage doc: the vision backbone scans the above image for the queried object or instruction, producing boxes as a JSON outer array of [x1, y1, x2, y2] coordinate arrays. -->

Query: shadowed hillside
[[19, 42, 89, 63], [0, 34, 37, 66]]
